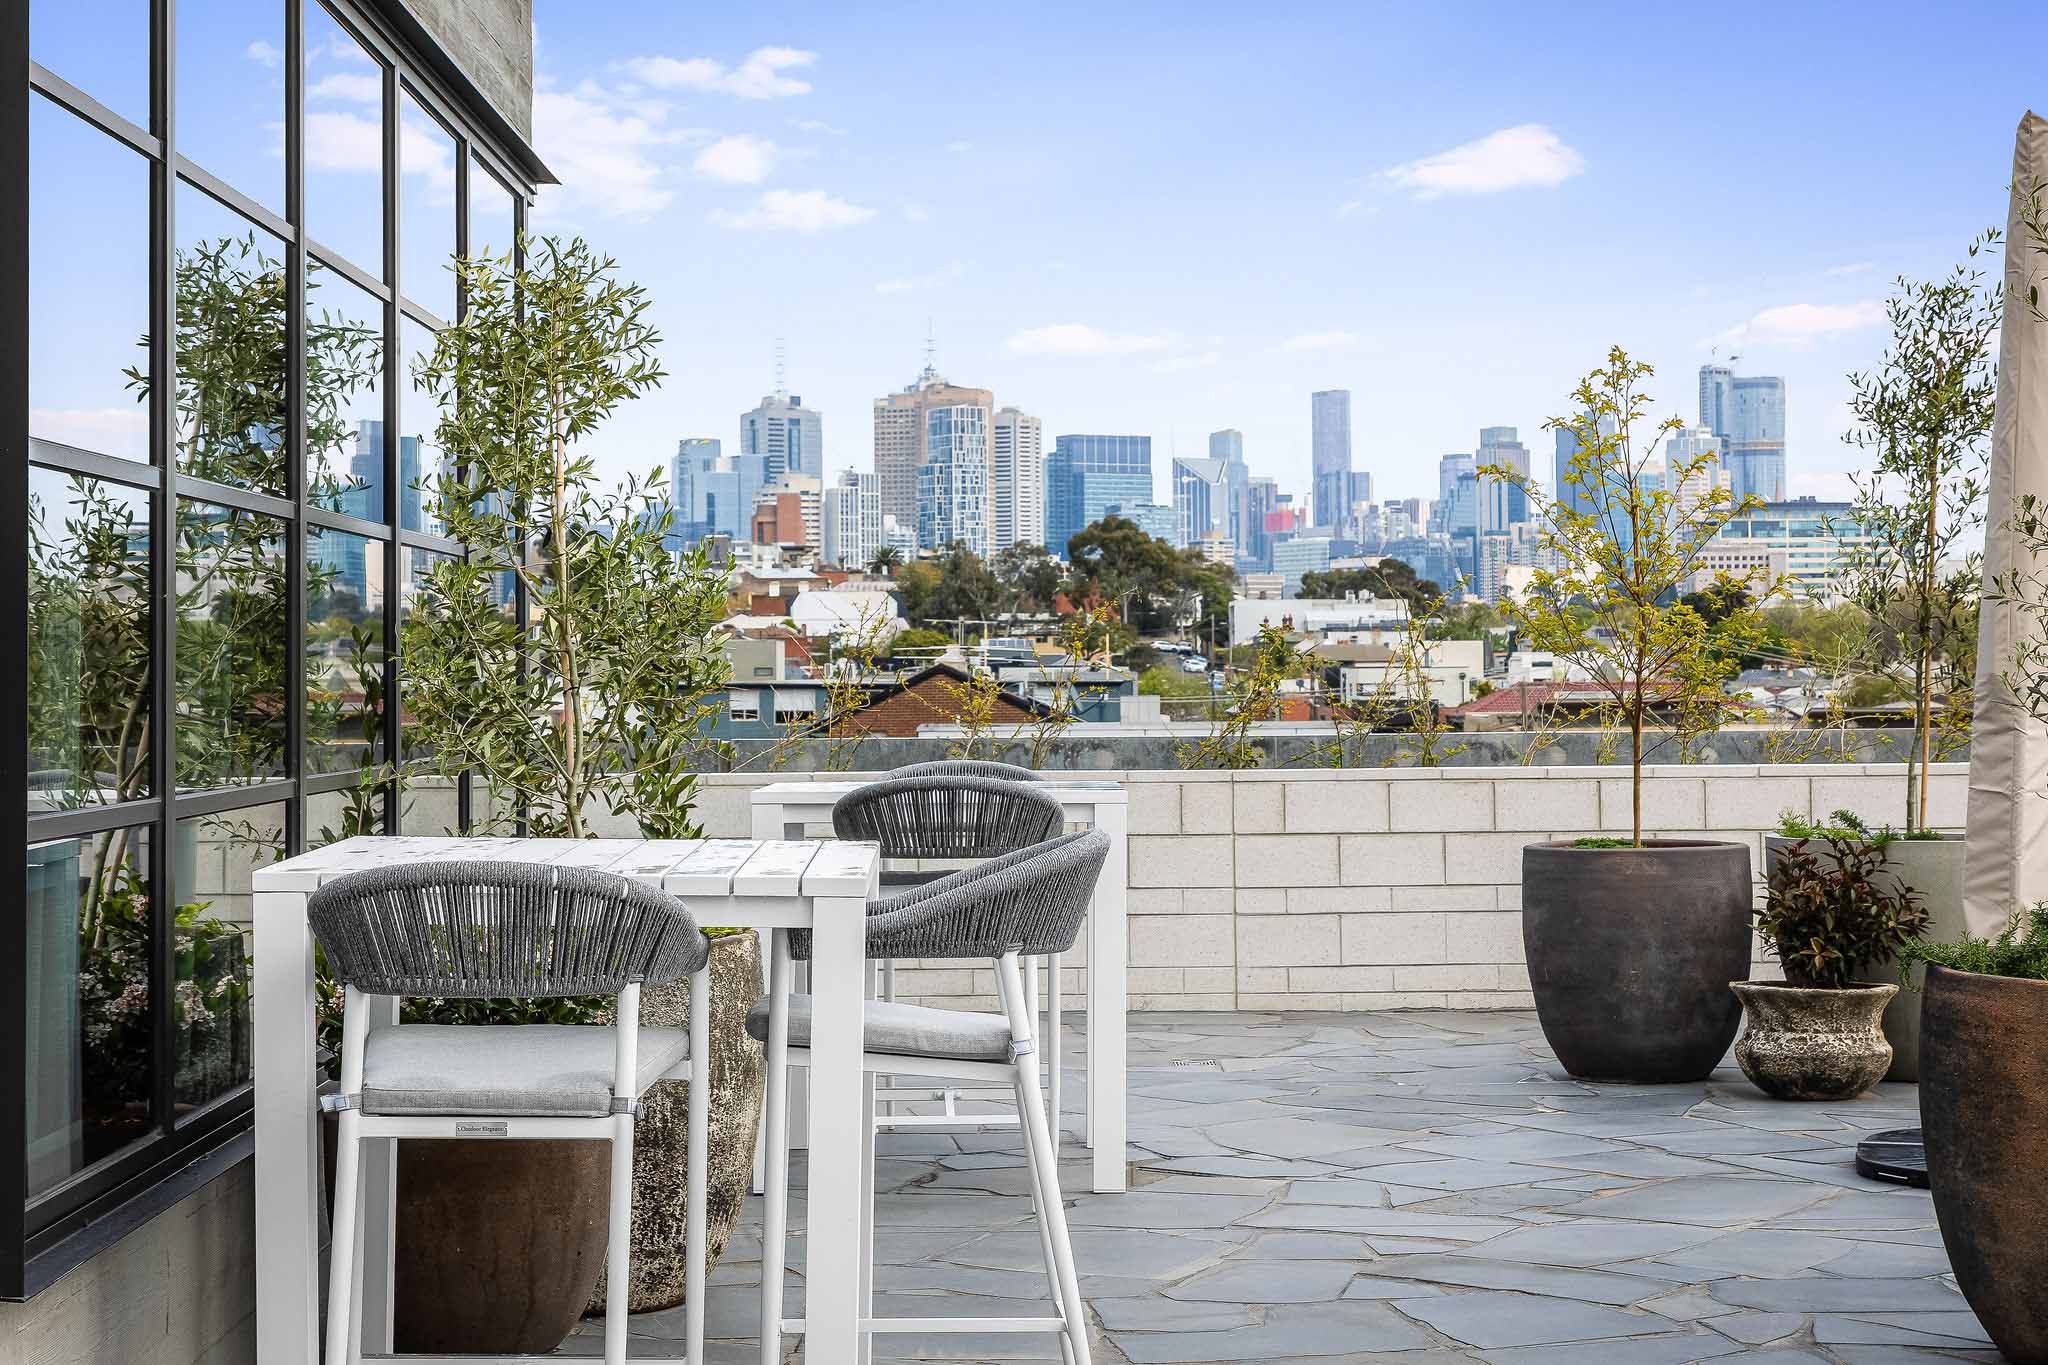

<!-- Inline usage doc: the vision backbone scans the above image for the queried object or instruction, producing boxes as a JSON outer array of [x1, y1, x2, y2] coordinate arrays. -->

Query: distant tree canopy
[[1297, 560, 1441, 609], [1066, 515, 1230, 636]]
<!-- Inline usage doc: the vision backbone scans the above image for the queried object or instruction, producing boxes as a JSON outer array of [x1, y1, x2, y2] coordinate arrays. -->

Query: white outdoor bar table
[[252, 834, 879, 1364], [750, 777, 1128, 1193]]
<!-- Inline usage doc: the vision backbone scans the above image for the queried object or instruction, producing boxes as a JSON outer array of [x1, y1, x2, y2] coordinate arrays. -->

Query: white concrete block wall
[[687, 763, 1969, 1012]]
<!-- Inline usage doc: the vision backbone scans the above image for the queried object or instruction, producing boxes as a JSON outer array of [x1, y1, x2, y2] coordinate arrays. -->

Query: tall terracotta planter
[[1523, 840, 1752, 1083], [1762, 834, 1966, 1080], [1921, 965, 2048, 1362], [589, 929, 765, 1313]]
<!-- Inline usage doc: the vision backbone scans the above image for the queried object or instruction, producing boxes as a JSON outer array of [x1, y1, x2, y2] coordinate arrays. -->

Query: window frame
[[4, 0, 542, 1299]]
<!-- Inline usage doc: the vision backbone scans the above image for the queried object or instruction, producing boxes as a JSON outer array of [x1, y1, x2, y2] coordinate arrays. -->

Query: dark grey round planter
[[1923, 964, 2048, 1363], [1522, 839, 1752, 1083]]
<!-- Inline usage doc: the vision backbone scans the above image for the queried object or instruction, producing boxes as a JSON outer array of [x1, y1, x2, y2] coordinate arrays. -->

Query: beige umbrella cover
[[1965, 110, 2048, 938]]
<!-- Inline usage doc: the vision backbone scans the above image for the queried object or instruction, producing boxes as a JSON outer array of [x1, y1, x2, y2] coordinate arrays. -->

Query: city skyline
[[509, 1, 2043, 512]]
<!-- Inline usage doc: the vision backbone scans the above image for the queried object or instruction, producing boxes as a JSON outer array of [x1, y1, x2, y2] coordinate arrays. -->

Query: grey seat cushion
[[360, 1024, 691, 1117], [744, 995, 1013, 1064]]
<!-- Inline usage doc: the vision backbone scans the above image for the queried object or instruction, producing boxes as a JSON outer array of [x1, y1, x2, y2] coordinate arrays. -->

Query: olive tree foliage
[[401, 238, 730, 838], [1836, 240, 2000, 832], [1483, 348, 1773, 844]]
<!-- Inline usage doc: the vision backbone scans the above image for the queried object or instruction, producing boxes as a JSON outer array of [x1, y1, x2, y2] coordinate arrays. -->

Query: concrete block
[[1448, 991, 1534, 1009], [1182, 887, 1237, 915], [1129, 835, 1232, 888], [1339, 833, 1445, 885], [1388, 885, 1497, 912], [1135, 992, 1233, 1011], [1494, 777, 1597, 832], [1599, 777, 1706, 831], [1232, 888, 1286, 916], [1389, 780, 1495, 832], [1181, 782, 1234, 834], [1289, 965, 1395, 992], [1127, 888, 1183, 917], [1236, 834, 1340, 887], [1232, 781, 1285, 833], [1127, 781, 1181, 835], [1704, 774, 1809, 831], [1445, 912, 1525, 964], [1442, 832, 1532, 885], [1240, 993, 1344, 1011], [1237, 914, 1340, 967], [1286, 886, 1390, 915], [1284, 779, 1390, 832], [1236, 966, 1289, 993], [1343, 991, 1450, 1010], [1184, 967, 1235, 993], [1394, 964, 1500, 991], [1924, 771, 1968, 828], [1340, 911, 1446, 965], [1132, 914, 1233, 968], [1810, 773, 1904, 828]]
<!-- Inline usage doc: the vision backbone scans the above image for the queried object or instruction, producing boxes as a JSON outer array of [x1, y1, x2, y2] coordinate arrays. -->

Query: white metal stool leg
[[1001, 955, 1092, 1365], [325, 1108, 362, 1365], [1046, 952, 1063, 1156], [759, 930, 793, 1365], [857, 1066, 878, 1365]]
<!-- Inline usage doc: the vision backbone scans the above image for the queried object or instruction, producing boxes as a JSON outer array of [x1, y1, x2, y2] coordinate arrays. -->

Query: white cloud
[[305, 111, 383, 173], [399, 111, 456, 201], [1377, 123, 1585, 199], [1282, 330, 1357, 352], [793, 117, 845, 135], [716, 189, 876, 232], [308, 71, 382, 104], [533, 85, 693, 219], [945, 139, 973, 153], [694, 134, 778, 184], [1714, 300, 1886, 348], [1006, 323, 1174, 357], [246, 40, 281, 68], [625, 47, 817, 99], [876, 261, 965, 294]]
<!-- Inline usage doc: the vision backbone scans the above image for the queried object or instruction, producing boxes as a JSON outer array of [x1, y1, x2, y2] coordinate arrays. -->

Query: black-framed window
[[7, 0, 538, 1298]]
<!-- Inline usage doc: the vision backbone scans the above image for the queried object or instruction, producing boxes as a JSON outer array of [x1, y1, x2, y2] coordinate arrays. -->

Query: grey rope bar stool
[[750, 829, 1111, 1365], [832, 775, 1068, 1132], [309, 861, 712, 1365], [884, 758, 1045, 783]]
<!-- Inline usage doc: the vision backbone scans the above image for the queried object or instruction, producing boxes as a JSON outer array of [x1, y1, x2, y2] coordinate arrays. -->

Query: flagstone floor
[[569, 1010, 1992, 1363]]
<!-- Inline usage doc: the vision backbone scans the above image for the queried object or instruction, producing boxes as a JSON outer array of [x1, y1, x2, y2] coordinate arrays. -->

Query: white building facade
[[992, 406, 1045, 552], [822, 469, 882, 569]]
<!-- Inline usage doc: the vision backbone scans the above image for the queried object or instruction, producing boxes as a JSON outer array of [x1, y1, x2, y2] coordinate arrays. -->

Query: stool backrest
[[863, 827, 1110, 960], [308, 860, 709, 999], [833, 775, 1063, 861], [884, 759, 1043, 783]]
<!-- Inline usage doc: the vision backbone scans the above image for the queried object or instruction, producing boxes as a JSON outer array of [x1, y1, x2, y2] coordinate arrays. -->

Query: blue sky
[[527, 0, 2048, 510]]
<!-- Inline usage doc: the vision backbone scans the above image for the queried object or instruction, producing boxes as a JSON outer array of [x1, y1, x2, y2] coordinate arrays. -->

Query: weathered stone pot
[[1763, 834, 1966, 1081], [1730, 980, 1896, 1101], [589, 929, 765, 1314], [1922, 964, 2048, 1363], [1523, 840, 1752, 1083]]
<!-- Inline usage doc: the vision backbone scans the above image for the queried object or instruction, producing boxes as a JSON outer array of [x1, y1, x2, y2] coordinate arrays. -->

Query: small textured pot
[[1922, 965, 2048, 1363], [1762, 834, 1966, 1081], [1523, 840, 1753, 1084], [393, 1139, 612, 1353], [1730, 980, 1896, 1101], [588, 930, 765, 1314]]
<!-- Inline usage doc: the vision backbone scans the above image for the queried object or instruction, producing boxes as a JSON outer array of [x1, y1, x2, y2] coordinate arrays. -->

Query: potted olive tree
[[1808, 245, 2001, 1080], [1485, 347, 1772, 1083], [1733, 835, 1928, 1100], [393, 238, 750, 1350], [1908, 906, 2048, 1362]]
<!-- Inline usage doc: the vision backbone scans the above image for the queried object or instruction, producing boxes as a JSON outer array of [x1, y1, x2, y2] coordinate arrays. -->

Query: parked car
[[1210, 670, 1229, 688], [1179, 655, 1208, 675]]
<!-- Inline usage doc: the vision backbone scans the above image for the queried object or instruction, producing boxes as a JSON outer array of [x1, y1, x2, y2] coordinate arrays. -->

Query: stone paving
[[570, 1010, 1992, 1363]]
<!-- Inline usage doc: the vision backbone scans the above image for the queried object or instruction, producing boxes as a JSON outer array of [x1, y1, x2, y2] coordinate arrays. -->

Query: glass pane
[[399, 90, 457, 319], [399, 545, 459, 762], [177, 0, 285, 217], [304, 2, 386, 278], [307, 526, 387, 772], [172, 806, 278, 1117], [306, 261, 387, 517], [28, 468, 154, 809], [399, 773, 461, 836], [28, 825, 154, 1195], [30, 99, 152, 463], [176, 499, 287, 787], [399, 315, 446, 533], [176, 185, 289, 494], [310, 780, 389, 847], [468, 155, 516, 263], [31, 0, 150, 131]]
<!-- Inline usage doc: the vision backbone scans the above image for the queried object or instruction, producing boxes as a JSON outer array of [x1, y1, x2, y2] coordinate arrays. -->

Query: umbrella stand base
[[1855, 1127, 1929, 1187]]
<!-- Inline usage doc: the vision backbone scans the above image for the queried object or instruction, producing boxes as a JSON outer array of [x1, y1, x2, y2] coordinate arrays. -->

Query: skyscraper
[[992, 407, 1045, 552], [1045, 435, 1152, 556], [670, 437, 723, 544], [873, 362, 994, 545], [1436, 453, 1475, 522], [1476, 426, 1530, 532], [1171, 455, 1228, 549], [1311, 390, 1352, 530], [1243, 475, 1278, 569], [1699, 364, 1785, 504], [1209, 428, 1250, 550], [917, 403, 991, 556], [740, 391, 823, 483], [822, 469, 882, 568]]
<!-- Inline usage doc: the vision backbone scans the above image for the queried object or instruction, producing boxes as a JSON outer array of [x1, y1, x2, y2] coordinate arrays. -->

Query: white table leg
[[356, 995, 399, 1356], [253, 889, 321, 1364], [1087, 802, 1128, 1194], [749, 800, 782, 1199], [752, 800, 810, 1156], [805, 893, 871, 1360]]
